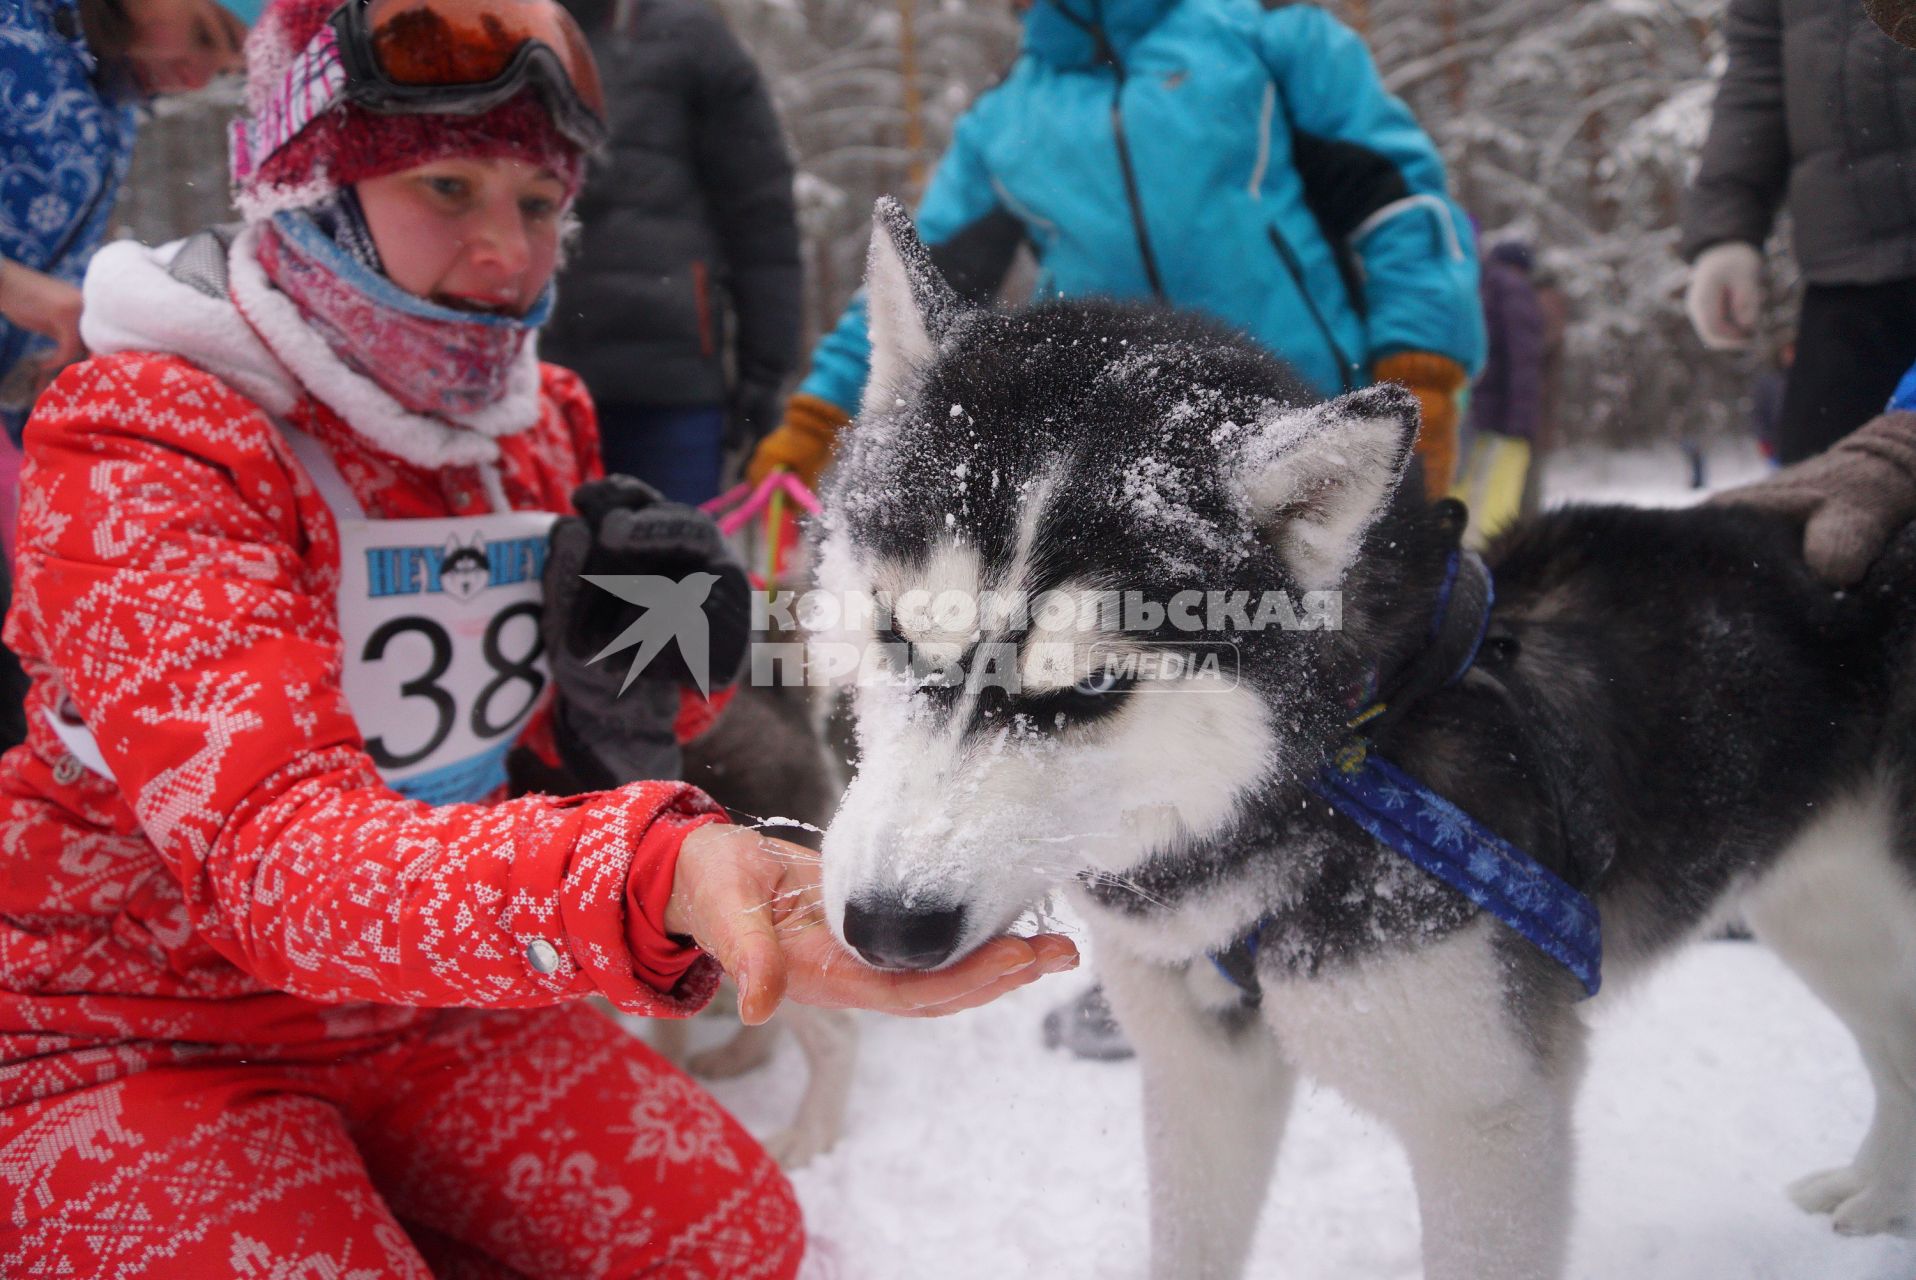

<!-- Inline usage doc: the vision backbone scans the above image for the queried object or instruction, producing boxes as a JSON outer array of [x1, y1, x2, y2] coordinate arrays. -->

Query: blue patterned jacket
[[0, 0, 138, 398]]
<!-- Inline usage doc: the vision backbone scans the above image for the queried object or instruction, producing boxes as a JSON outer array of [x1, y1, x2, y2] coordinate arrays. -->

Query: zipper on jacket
[[1052, 0, 1166, 299], [1109, 87, 1166, 299], [1267, 226, 1357, 393], [691, 259, 716, 359]]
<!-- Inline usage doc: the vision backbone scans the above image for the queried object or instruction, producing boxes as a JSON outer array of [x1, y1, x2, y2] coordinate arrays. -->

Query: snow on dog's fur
[[808, 200, 1916, 1279]]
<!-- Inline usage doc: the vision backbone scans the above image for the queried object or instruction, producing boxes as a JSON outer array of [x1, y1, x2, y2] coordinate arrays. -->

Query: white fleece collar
[[81, 235, 299, 417], [81, 225, 547, 471]]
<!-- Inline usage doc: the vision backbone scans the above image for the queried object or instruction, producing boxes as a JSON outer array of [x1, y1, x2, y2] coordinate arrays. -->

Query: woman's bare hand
[[0, 261, 84, 370], [666, 823, 1078, 1025]]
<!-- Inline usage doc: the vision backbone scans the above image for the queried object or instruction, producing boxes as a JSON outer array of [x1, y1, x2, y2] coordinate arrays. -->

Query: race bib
[[335, 510, 557, 805]]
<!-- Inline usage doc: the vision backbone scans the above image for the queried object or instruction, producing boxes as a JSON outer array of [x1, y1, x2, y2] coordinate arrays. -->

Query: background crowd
[[30, 1, 1916, 541]]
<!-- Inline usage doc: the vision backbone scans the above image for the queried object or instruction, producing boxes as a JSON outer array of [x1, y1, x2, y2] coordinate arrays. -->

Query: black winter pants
[[1780, 277, 1916, 463]]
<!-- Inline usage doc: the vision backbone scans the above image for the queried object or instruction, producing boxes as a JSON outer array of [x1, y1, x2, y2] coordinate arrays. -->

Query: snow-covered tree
[[1333, 0, 1780, 447], [711, 0, 1020, 344]]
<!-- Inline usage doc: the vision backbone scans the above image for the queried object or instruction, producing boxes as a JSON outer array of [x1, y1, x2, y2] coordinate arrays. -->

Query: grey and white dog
[[807, 202, 1916, 1279]]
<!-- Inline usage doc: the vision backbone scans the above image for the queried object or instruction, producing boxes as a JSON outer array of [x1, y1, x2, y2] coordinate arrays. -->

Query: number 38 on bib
[[339, 511, 558, 805]]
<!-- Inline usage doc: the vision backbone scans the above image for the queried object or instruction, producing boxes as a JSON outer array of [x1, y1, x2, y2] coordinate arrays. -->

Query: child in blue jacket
[[750, 0, 1485, 498]]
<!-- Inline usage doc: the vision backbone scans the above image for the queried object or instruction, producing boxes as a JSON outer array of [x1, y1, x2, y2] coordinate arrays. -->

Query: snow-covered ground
[[1538, 437, 1774, 510], [680, 439, 1916, 1279], [694, 942, 1911, 1280]]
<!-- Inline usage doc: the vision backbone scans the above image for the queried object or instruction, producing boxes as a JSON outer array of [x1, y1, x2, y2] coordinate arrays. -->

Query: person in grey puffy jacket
[[1681, 0, 1916, 464], [543, 0, 801, 503], [1704, 2, 1916, 587]]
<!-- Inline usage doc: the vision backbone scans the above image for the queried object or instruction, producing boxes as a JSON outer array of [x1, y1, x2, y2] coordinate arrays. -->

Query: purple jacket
[[1468, 245, 1547, 442]]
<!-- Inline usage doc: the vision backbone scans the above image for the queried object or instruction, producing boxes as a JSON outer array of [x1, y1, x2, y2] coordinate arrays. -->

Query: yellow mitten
[[1373, 352, 1469, 499], [745, 394, 851, 490]]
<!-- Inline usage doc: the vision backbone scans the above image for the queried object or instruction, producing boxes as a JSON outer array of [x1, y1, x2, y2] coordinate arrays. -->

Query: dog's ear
[[1231, 384, 1420, 590], [861, 196, 961, 418]]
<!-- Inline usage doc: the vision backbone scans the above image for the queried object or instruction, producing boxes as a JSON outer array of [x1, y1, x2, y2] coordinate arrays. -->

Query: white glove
[[1685, 242, 1764, 351]]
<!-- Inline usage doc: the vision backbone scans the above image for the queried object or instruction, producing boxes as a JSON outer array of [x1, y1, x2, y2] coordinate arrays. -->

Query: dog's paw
[[1790, 1165, 1864, 1215], [764, 1119, 842, 1171], [1790, 1166, 1916, 1236], [685, 1023, 779, 1079], [1832, 1185, 1916, 1238]]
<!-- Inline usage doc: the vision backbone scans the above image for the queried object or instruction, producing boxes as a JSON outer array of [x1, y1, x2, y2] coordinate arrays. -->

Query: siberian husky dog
[[808, 202, 1916, 1280]]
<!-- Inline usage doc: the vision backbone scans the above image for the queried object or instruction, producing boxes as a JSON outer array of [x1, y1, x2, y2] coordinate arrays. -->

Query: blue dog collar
[[1208, 548, 1603, 1001]]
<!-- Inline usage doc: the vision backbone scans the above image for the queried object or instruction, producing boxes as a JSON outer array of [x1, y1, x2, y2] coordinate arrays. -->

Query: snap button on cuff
[[526, 938, 563, 974]]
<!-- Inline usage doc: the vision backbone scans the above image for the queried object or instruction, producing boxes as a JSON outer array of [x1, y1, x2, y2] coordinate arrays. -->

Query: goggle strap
[[229, 115, 255, 185], [252, 24, 351, 176]]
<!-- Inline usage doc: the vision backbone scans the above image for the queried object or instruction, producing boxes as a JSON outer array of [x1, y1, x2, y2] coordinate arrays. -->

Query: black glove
[[541, 476, 752, 789], [726, 374, 786, 453]]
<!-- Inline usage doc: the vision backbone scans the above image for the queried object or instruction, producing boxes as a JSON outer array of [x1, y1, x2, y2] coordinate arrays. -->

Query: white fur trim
[[82, 227, 546, 471], [227, 223, 543, 470], [235, 171, 341, 225], [81, 237, 300, 416]]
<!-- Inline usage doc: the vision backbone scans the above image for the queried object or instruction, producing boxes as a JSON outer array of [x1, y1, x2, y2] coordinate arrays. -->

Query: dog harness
[[1209, 549, 1604, 1002]]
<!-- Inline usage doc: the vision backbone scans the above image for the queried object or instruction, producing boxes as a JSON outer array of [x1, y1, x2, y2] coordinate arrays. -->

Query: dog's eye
[[1013, 671, 1135, 731]]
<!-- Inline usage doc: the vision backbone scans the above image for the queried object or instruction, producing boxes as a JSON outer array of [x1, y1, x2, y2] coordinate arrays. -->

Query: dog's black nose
[[842, 896, 968, 970]]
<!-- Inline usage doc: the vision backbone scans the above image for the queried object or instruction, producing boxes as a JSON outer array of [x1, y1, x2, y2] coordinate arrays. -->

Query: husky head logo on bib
[[441, 536, 491, 603]]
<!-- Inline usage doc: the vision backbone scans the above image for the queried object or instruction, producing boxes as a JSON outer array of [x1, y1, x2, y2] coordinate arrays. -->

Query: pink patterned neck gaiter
[[257, 206, 551, 421]]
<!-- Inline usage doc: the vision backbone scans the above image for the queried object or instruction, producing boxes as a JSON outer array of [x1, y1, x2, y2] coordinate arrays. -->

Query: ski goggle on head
[[231, 0, 606, 184]]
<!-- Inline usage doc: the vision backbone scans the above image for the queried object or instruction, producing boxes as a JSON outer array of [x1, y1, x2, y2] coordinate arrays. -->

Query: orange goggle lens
[[360, 0, 604, 120]]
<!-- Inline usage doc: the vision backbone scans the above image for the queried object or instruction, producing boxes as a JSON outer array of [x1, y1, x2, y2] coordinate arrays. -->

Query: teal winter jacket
[[798, 0, 1485, 411]]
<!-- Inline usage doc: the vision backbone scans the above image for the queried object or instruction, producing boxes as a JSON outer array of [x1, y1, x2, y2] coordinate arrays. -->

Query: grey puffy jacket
[[1681, 0, 1916, 284], [544, 0, 801, 410]]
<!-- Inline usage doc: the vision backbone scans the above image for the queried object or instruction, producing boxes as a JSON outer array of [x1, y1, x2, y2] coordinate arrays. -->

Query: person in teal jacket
[[749, 0, 1485, 498]]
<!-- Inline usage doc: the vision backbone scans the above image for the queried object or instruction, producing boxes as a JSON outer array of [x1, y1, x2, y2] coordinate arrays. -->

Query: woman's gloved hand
[[1710, 409, 1916, 587], [744, 393, 849, 490], [540, 476, 752, 788], [1685, 242, 1764, 351], [1374, 351, 1468, 498]]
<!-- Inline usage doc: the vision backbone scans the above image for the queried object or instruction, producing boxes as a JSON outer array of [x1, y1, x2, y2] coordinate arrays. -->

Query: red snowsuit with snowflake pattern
[[0, 230, 803, 1279]]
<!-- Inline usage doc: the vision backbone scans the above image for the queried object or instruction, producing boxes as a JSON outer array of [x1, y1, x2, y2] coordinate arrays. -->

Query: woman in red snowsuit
[[0, 1, 1075, 1274]]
